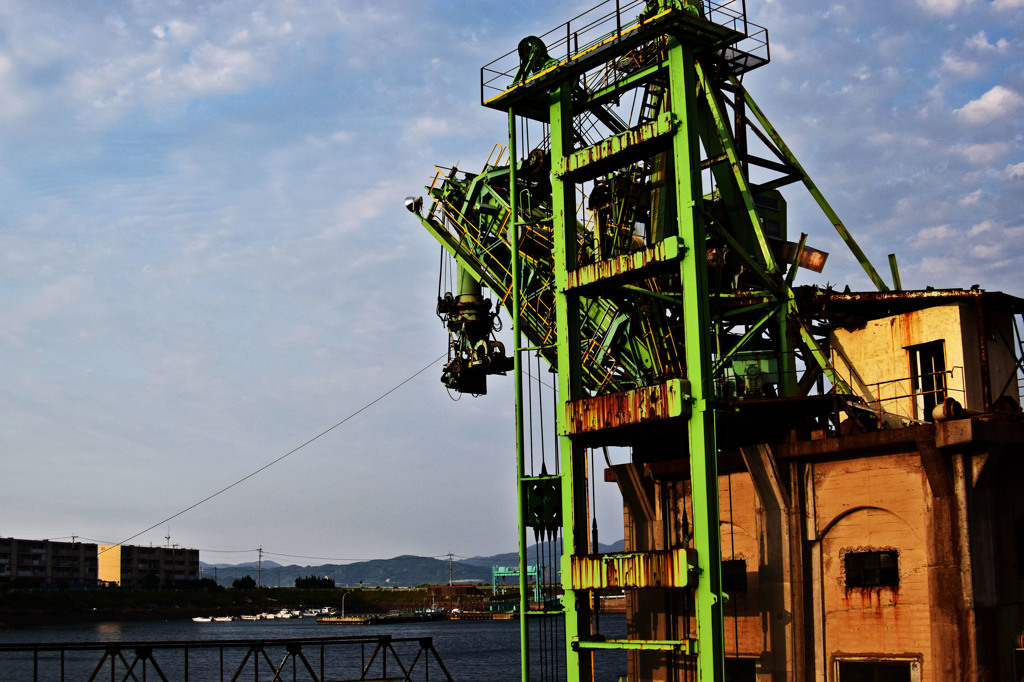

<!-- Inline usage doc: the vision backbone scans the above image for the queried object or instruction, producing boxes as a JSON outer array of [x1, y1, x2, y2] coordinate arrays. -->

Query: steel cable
[[101, 353, 447, 555]]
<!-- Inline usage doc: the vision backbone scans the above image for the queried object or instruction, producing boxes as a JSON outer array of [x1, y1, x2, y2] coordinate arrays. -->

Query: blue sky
[[0, 0, 1020, 567]]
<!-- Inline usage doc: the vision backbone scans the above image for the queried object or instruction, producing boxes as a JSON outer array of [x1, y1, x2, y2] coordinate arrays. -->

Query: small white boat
[[213, 616, 235, 622], [192, 617, 212, 623], [240, 614, 261, 621]]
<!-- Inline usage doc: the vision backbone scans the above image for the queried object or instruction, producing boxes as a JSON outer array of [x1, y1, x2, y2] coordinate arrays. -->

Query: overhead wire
[[99, 353, 447, 556]]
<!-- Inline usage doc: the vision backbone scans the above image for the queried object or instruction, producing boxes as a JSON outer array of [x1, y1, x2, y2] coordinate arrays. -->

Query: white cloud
[[911, 224, 958, 248], [916, 0, 967, 16], [0, 53, 35, 121], [965, 31, 1009, 52], [971, 243, 1002, 259], [161, 43, 258, 96], [992, 0, 1024, 8], [868, 132, 932, 148], [968, 219, 995, 236], [939, 52, 980, 78], [404, 116, 452, 142], [913, 256, 964, 282], [959, 189, 983, 206], [0, 275, 94, 345], [954, 85, 1024, 125], [1006, 162, 1024, 179], [957, 142, 1010, 164], [152, 20, 197, 42]]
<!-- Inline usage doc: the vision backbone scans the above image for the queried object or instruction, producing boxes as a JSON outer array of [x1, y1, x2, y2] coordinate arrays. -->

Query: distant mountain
[[200, 554, 491, 588], [200, 541, 626, 588], [204, 560, 282, 570]]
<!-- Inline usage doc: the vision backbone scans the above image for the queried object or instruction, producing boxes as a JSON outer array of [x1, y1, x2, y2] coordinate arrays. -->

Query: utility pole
[[257, 547, 263, 587], [448, 553, 454, 586]]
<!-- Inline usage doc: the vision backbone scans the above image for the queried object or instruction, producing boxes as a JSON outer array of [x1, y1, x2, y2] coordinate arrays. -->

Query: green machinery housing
[[408, 0, 893, 679]]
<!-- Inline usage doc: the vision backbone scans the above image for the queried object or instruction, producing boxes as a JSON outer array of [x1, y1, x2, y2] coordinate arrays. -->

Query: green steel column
[[668, 40, 725, 681], [550, 82, 590, 681], [509, 109, 531, 682], [777, 307, 797, 397]]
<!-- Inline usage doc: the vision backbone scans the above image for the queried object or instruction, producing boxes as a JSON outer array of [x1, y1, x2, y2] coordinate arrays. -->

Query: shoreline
[[0, 587, 429, 628]]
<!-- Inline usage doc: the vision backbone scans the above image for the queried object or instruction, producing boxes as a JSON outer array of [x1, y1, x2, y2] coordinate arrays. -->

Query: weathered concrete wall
[[830, 304, 971, 419], [813, 457, 931, 677]]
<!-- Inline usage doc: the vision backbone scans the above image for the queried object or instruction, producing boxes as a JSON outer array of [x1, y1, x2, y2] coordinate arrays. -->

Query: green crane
[[408, 1, 890, 679]]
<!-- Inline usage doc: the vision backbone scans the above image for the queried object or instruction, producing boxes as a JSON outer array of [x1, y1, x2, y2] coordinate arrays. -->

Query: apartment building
[[0, 537, 98, 588], [98, 544, 200, 588]]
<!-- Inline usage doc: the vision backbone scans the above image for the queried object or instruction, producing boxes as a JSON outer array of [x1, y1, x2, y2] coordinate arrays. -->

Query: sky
[[0, 0, 1020, 567]]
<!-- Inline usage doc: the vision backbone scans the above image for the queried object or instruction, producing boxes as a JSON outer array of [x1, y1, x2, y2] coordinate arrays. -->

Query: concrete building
[[611, 288, 1024, 680], [98, 544, 200, 588], [0, 537, 98, 588]]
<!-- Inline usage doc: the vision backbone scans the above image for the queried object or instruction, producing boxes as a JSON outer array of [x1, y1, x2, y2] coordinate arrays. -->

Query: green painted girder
[[710, 306, 778, 377], [695, 62, 780, 279], [575, 639, 697, 654]]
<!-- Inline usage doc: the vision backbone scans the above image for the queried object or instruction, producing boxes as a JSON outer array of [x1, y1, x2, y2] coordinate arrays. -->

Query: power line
[[100, 353, 446, 555]]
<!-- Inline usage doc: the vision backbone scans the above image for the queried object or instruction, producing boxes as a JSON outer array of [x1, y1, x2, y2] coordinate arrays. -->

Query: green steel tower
[[409, 1, 891, 679]]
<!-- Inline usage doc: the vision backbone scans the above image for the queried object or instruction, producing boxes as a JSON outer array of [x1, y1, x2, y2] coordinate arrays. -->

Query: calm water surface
[[0, 613, 627, 681]]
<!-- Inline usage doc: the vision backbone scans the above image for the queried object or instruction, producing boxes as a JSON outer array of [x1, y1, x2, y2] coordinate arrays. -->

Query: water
[[0, 613, 628, 681]]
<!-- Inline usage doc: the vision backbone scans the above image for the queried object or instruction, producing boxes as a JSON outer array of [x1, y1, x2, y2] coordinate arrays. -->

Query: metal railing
[[480, 0, 769, 104], [862, 367, 964, 423], [0, 634, 453, 682]]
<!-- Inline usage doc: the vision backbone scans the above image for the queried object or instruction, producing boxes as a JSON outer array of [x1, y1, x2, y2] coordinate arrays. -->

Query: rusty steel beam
[[554, 112, 675, 182], [563, 378, 690, 435], [566, 236, 685, 294], [570, 547, 696, 589], [575, 638, 697, 654]]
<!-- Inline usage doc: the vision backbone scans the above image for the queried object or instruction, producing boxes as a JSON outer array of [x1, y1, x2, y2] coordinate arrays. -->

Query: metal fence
[[0, 634, 454, 682]]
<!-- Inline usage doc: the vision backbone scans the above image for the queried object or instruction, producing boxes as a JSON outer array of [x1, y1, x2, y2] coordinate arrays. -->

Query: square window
[[838, 660, 912, 682], [722, 559, 747, 593], [845, 550, 899, 588]]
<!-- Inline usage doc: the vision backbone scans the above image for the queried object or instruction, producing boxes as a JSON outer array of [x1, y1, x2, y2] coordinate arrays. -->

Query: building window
[[725, 657, 757, 680], [1015, 521, 1024, 581], [908, 340, 945, 421], [844, 550, 899, 588], [837, 660, 915, 681], [722, 559, 747, 593]]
